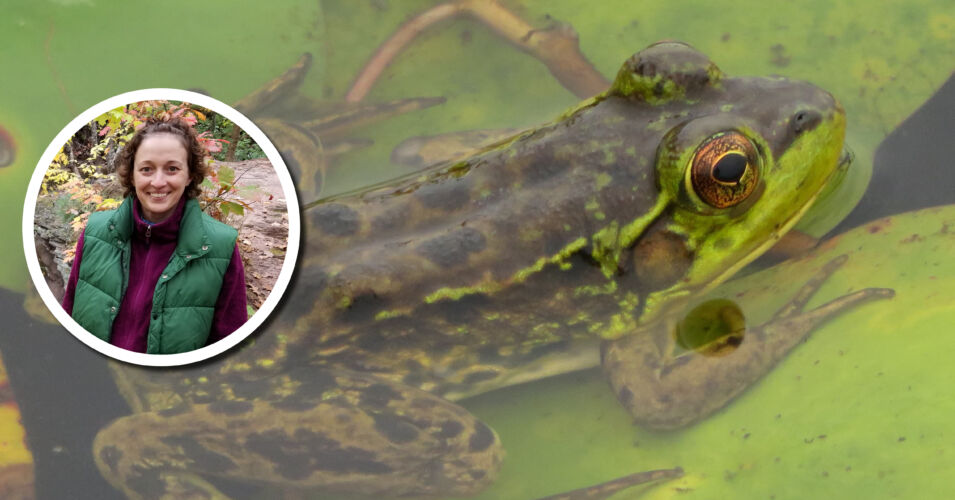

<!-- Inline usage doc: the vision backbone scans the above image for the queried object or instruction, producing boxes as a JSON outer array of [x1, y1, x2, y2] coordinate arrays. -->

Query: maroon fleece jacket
[[62, 197, 247, 352]]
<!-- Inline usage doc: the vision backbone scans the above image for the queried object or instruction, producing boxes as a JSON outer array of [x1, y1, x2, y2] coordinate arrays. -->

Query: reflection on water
[[0, 1, 953, 499]]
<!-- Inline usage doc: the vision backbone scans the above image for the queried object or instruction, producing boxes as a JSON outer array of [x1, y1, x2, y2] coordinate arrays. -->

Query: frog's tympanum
[[94, 42, 888, 499]]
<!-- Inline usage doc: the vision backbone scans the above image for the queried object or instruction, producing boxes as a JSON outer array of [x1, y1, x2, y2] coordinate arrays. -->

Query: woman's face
[[133, 133, 190, 223]]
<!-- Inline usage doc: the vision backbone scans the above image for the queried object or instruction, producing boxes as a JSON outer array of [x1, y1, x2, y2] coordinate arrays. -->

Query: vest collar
[[132, 196, 185, 244], [174, 198, 215, 259], [109, 196, 214, 258]]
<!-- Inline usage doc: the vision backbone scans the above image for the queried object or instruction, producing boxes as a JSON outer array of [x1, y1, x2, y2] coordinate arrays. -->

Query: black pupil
[[713, 153, 747, 183]]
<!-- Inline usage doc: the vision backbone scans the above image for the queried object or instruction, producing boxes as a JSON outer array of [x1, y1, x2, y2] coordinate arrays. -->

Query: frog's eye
[[689, 131, 759, 209]]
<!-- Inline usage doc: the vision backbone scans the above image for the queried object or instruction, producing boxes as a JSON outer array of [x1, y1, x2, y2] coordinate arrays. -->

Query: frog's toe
[[602, 334, 761, 430]]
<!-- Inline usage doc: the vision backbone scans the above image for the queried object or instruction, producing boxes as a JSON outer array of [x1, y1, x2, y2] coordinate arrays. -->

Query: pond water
[[0, 1, 953, 499]]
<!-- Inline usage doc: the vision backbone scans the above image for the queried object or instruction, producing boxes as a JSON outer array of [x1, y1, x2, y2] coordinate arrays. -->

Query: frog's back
[[303, 100, 663, 313]]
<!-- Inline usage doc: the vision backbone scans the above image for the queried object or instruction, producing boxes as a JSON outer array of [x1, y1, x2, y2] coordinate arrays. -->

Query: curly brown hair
[[114, 118, 208, 199]]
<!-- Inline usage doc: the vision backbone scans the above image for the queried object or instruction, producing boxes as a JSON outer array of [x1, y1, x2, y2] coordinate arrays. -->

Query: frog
[[92, 41, 892, 499]]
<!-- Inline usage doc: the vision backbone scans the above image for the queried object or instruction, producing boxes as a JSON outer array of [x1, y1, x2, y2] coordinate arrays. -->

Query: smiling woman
[[26, 91, 298, 368], [59, 118, 249, 354]]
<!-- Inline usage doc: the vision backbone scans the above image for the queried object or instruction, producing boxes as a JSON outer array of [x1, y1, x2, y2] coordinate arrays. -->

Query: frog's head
[[615, 42, 847, 321]]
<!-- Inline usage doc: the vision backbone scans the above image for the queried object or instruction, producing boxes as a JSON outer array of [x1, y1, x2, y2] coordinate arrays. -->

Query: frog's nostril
[[790, 109, 821, 135]]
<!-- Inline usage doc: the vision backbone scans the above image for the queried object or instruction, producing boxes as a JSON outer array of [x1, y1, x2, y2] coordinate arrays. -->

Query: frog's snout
[[790, 109, 822, 135], [819, 88, 844, 122]]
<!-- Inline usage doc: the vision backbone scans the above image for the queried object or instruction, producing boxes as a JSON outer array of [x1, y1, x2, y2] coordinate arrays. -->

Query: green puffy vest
[[71, 197, 238, 354]]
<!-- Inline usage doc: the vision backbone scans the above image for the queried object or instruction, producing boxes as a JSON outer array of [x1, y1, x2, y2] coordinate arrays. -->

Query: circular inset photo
[[23, 89, 300, 366]]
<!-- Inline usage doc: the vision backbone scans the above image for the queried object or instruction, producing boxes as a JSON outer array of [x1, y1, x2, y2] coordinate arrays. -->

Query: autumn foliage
[[41, 100, 268, 264]]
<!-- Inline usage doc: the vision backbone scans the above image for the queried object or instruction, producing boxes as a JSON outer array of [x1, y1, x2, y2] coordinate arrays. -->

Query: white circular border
[[22, 88, 301, 367]]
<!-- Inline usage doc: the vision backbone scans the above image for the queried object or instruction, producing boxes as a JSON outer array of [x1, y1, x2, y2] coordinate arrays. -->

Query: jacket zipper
[[145, 225, 151, 244]]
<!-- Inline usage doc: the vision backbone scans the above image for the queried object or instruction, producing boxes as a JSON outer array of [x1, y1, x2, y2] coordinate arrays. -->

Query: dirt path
[[217, 158, 289, 310]]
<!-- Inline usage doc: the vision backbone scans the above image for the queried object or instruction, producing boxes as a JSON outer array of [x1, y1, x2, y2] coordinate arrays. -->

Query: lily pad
[[463, 204, 955, 499]]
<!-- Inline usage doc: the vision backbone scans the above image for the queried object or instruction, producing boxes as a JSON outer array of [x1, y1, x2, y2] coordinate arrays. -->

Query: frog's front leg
[[602, 256, 894, 430], [93, 369, 503, 499]]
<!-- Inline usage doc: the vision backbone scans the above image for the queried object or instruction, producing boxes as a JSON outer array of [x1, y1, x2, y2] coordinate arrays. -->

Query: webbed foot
[[94, 368, 503, 499], [603, 255, 894, 429]]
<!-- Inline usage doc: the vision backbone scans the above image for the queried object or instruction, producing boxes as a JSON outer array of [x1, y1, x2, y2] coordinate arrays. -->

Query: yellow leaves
[[69, 214, 88, 236], [63, 246, 76, 266], [98, 198, 121, 211], [40, 166, 74, 195], [52, 149, 68, 167]]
